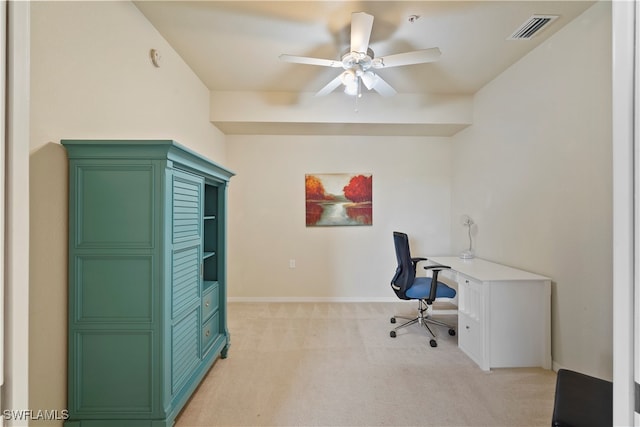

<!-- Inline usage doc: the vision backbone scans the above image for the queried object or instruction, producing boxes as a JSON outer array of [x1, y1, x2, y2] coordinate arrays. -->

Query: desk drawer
[[458, 275, 482, 320], [459, 311, 484, 369]]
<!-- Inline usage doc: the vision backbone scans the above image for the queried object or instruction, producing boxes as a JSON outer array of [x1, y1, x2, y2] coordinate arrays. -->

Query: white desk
[[429, 257, 551, 371]]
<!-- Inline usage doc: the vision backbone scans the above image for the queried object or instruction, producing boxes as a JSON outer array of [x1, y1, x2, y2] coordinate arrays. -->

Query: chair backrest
[[391, 231, 416, 300]]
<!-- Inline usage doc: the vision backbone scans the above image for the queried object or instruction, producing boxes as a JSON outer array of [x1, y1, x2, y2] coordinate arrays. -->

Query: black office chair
[[389, 231, 457, 347]]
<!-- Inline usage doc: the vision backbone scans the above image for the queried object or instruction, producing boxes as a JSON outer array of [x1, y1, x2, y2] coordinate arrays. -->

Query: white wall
[[611, 1, 637, 423], [451, 2, 612, 379], [29, 1, 227, 421], [226, 135, 451, 300], [29, 1, 226, 157], [5, 2, 31, 425]]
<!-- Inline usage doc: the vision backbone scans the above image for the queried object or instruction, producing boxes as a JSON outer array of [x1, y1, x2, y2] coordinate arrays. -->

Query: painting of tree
[[343, 175, 373, 203], [305, 173, 372, 226], [305, 175, 330, 201]]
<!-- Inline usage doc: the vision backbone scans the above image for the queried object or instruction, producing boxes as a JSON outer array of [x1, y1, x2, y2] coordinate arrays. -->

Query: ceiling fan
[[279, 12, 441, 97]]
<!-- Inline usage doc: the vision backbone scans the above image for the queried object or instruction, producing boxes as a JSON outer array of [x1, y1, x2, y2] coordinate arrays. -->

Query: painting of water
[[305, 173, 372, 226]]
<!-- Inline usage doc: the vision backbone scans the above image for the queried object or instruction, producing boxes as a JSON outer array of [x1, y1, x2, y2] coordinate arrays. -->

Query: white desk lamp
[[459, 215, 475, 259]]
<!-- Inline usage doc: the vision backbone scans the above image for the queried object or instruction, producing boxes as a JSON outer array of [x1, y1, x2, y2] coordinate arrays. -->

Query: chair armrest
[[424, 264, 451, 271], [424, 264, 452, 302], [411, 257, 428, 269]]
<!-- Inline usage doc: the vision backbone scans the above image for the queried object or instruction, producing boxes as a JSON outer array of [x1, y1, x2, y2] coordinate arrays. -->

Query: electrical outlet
[[289, 259, 296, 269]]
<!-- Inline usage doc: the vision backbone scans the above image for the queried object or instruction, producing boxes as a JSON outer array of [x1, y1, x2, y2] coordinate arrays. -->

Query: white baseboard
[[227, 296, 401, 303], [228, 296, 457, 303], [226, 297, 458, 315]]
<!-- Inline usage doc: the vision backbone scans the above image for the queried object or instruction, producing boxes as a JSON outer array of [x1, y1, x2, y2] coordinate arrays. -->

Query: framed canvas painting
[[305, 173, 372, 226]]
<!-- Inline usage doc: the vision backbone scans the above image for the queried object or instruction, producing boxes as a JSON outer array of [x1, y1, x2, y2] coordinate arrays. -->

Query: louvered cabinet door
[[170, 170, 204, 397]]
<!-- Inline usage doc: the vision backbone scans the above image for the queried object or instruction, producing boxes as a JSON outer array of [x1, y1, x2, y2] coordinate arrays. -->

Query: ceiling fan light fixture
[[340, 69, 357, 86], [361, 71, 378, 90], [343, 80, 359, 96]]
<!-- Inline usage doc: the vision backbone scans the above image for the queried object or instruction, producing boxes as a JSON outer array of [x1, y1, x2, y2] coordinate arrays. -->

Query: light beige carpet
[[175, 302, 557, 427]]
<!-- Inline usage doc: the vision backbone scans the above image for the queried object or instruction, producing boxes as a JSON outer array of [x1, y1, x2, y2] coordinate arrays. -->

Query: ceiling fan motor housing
[[340, 48, 382, 94], [341, 48, 375, 71]]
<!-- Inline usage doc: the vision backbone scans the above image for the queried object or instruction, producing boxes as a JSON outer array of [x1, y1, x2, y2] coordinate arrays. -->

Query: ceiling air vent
[[508, 15, 558, 40]]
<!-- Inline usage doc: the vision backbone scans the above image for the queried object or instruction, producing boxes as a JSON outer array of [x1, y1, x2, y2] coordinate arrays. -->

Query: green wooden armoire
[[62, 140, 234, 426]]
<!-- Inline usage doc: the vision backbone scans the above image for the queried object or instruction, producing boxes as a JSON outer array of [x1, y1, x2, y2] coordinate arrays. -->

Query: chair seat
[[405, 277, 456, 299]]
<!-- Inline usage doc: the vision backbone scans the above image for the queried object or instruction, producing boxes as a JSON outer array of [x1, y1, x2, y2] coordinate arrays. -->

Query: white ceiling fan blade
[[350, 12, 374, 54], [279, 54, 342, 68], [315, 74, 344, 96], [370, 75, 396, 97], [373, 47, 442, 68]]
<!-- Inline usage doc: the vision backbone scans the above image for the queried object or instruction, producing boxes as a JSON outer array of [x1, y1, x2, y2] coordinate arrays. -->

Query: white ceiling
[[134, 1, 595, 136]]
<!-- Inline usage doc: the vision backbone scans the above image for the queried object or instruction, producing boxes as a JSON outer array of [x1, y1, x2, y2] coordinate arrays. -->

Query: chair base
[[390, 299, 456, 347]]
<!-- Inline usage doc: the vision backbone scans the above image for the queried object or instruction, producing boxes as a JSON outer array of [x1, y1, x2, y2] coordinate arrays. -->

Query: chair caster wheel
[[448, 329, 456, 336], [390, 331, 396, 338], [430, 339, 437, 347], [390, 317, 396, 324]]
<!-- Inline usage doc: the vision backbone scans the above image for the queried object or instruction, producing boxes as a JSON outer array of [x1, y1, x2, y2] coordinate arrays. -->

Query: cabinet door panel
[[172, 245, 201, 318], [172, 172, 203, 244], [76, 165, 155, 248], [170, 169, 204, 398], [170, 170, 203, 316], [77, 255, 153, 322], [171, 308, 200, 394], [75, 331, 153, 413]]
